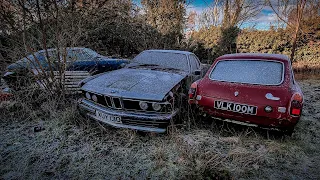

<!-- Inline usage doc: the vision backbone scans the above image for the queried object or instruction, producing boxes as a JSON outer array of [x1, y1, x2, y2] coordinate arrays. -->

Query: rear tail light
[[188, 81, 198, 99], [290, 93, 303, 116]]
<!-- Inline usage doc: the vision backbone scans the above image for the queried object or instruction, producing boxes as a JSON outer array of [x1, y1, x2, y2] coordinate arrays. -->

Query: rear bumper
[[77, 98, 177, 133], [205, 108, 298, 130]]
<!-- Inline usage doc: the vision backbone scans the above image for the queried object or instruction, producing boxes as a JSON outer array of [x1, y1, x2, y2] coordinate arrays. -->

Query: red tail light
[[188, 81, 198, 99], [290, 93, 303, 116]]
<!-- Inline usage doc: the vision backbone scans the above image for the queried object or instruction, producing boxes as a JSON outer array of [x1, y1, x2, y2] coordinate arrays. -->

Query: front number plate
[[95, 110, 122, 124], [214, 100, 257, 115]]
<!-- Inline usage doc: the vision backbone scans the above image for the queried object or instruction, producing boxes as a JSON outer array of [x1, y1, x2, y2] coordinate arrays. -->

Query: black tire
[[283, 127, 295, 136]]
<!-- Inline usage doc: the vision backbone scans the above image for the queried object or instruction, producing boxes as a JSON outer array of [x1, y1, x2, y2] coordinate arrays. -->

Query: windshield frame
[[131, 51, 190, 72], [208, 59, 285, 86]]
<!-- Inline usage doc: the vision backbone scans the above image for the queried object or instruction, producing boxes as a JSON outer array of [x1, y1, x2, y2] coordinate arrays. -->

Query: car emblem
[[234, 91, 239, 97], [111, 90, 117, 93]]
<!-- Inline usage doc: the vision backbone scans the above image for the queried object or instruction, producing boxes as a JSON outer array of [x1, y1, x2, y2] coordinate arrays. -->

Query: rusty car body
[[189, 53, 304, 135], [78, 49, 208, 132]]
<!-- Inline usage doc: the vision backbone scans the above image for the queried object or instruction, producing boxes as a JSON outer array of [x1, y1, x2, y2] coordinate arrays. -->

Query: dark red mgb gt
[[189, 53, 303, 134]]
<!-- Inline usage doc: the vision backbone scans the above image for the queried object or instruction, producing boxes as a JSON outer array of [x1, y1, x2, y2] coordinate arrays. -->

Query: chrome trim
[[3, 71, 15, 77], [208, 59, 285, 86], [111, 97, 123, 109], [78, 98, 178, 133], [104, 96, 112, 107], [265, 93, 280, 101], [213, 117, 258, 127], [87, 114, 166, 133], [210, 116, 289, 132]]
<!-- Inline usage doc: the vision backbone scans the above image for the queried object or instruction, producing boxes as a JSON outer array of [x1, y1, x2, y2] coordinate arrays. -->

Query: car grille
[[83, 91, 172, 113], [121, 118, 169, 129]]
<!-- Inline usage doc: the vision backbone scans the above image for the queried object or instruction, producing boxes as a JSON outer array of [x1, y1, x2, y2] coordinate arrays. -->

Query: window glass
[[133, 51, 189, 71], [66, 49, 94, 62], [189, 55, 200, 71], [209, 60, 284, 85]]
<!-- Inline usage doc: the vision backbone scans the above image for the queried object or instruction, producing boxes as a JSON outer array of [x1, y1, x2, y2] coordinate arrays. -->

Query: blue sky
[[133, 0, 278, 30]]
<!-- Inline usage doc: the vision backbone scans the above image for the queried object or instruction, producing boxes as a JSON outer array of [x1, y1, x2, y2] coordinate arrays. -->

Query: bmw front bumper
[[77, 98, 178, 133]]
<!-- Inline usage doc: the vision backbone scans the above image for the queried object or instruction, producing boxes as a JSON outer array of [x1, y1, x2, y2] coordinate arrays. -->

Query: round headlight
[[85, 92, 91, 99], [152, 103, 161, 111], [92, 94, 98, 102], [139, 101, 148, 110]]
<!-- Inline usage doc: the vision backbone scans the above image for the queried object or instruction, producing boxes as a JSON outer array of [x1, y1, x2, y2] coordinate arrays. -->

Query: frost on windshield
[[133, 51, 189, 71], [210, 60, 283, 85]]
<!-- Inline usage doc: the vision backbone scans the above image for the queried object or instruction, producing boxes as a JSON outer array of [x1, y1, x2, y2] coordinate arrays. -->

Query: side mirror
[[193, 70, 201, 75], [119, 63, 126, 68]]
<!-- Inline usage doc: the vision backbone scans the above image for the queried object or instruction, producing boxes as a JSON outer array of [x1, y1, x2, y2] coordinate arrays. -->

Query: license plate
[[95, 110, 122, 124], [214, 100, 257, 115]]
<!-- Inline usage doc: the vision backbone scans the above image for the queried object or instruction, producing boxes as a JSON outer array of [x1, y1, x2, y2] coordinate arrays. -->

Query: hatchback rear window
[[209, 60, 284, 85]]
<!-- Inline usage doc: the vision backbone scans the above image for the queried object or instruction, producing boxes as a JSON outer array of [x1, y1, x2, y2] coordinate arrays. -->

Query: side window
[[189, 55, 200, 72]]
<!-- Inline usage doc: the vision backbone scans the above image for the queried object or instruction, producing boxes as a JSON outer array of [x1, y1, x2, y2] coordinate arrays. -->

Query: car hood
[[81, 68, 187, 101]]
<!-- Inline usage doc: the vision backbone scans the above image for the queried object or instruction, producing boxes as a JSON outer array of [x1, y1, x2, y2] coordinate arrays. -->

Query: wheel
[[283, 127, 294, 136]]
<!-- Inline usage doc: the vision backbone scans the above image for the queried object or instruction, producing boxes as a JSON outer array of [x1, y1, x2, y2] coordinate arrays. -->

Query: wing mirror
[[119, 63, 126, 68], [193, 70, 201, 75]]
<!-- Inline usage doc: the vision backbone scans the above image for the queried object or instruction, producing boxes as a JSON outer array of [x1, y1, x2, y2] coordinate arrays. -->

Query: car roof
[[37, 47, 88, 53], [217, 53, 291, 62], [144, 49, 194, 55]]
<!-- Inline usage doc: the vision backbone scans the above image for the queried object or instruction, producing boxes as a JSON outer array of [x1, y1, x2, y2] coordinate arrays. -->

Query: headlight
[[152, 103, 161, 111], [85, 92, 91, 99], [139, 101, 148, 110], [92, 94, 98, 102]]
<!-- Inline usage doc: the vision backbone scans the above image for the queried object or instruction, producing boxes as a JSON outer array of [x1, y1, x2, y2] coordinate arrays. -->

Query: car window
[[19, 52, 48, 68], [67, 49, 95, 62], [189, 55, 200, 72], [209, 60, 284, 85], [132, 51, 189, 72]]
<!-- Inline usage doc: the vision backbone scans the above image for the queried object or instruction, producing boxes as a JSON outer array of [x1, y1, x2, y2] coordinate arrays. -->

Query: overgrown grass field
[[1, 77, 320, 179]]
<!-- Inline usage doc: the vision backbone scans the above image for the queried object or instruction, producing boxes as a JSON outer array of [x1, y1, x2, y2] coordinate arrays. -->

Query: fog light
[[264, 106, 273, 113], [139, 101, 148, 110], [152, 103, 161, 111], [85, 92, 91, 100], [92, 94, 98, 102]]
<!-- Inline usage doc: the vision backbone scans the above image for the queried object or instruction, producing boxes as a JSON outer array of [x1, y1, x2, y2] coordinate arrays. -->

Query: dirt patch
[[1, 78, 320, 179]]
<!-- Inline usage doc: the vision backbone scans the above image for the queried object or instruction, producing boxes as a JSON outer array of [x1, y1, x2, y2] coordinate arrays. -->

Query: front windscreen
[[209, 60, 284, 85], [66, 48, 96, 61], [133, 51, 189, 71]]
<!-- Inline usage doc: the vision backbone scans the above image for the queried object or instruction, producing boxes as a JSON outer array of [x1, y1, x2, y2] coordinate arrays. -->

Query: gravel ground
[[1, 78, 320, 179]]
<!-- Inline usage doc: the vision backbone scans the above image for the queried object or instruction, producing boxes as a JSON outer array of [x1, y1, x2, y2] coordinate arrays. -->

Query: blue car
[[3, 47, 129, 89]]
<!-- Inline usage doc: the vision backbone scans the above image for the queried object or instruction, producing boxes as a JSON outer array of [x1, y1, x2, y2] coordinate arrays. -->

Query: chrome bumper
[[77, 98, 177, 133]]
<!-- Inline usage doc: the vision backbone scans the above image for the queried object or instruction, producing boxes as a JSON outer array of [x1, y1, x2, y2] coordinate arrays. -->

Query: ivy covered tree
[[141, 0, 186, 48]]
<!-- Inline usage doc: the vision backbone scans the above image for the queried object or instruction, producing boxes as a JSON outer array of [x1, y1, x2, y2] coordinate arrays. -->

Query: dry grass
[[1, 78, 320, 179], [293, 61, 320, 74]]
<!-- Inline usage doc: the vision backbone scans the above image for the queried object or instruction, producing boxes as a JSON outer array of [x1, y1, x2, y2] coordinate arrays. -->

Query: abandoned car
[[78, 49, 207, 132], [189, 53, 303, 134], [3, 47, 129, 88]]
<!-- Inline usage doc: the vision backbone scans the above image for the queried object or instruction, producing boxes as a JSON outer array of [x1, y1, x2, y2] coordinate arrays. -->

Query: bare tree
[[222, 0, 264, 28], [268, 0, 307, 61]]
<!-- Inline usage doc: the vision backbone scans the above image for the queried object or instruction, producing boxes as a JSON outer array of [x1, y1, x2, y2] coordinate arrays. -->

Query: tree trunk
[[290, 23, 299, 62]]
